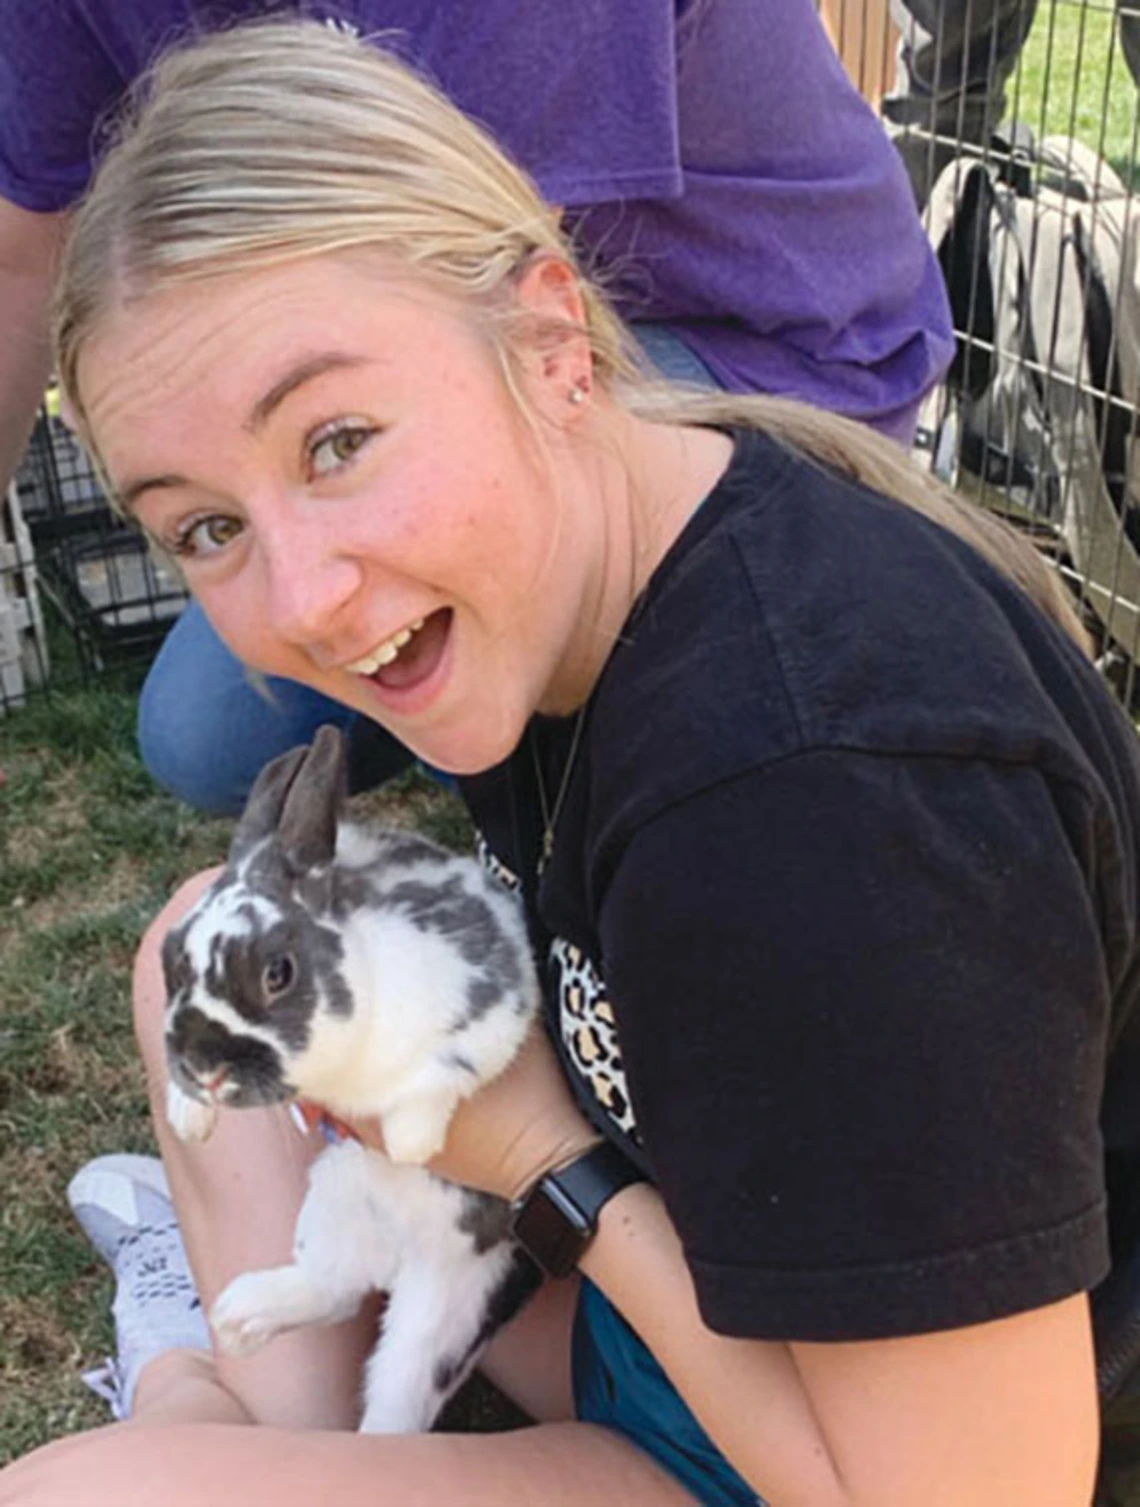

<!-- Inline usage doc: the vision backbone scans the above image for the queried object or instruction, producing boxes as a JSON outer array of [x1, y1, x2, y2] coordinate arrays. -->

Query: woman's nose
[[260, 508, 363, 649]]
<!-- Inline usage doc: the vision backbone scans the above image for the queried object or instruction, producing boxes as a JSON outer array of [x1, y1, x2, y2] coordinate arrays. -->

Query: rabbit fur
[[161, 724, 542, 1432]]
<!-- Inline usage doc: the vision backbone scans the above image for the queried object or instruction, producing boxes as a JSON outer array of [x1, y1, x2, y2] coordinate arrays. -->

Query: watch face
[[511, 1181, 590, 1279]]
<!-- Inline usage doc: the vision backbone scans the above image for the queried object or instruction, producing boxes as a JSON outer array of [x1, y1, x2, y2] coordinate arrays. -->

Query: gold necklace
[[530, 705, 588, 873]]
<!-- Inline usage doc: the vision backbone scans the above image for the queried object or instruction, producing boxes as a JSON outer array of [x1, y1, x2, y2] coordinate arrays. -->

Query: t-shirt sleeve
[[0, 1, 124, 211], [598, 749, 1112, 1341]]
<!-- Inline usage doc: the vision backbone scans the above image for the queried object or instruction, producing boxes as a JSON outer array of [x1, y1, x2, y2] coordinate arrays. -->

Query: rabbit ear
[[276, 723, 346, 870], [229, 743, 311, 863]]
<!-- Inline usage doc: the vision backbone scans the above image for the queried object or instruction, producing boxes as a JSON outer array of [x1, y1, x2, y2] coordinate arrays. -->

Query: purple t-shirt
[[0, 0, 953, 437]]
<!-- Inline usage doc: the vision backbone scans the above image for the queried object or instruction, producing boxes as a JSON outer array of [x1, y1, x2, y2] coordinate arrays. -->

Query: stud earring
[[568, 382, 588, 406]]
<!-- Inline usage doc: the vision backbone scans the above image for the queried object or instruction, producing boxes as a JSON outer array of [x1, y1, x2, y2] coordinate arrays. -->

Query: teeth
[[344, 617, 426, 675]]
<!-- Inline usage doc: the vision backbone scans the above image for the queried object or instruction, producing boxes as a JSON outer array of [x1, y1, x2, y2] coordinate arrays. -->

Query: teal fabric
[[571, 1278, 764, 1507]]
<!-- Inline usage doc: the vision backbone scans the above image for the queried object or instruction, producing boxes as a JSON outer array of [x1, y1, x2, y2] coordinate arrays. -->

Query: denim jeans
[[884, 0, 1140, 204], [137, 321, 719, 813]]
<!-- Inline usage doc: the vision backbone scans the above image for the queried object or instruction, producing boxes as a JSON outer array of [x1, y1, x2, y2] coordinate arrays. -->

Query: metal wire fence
[[1, 409, 187, 713], [824, 0, 1140, 700], [2, 1, 1139, 713]]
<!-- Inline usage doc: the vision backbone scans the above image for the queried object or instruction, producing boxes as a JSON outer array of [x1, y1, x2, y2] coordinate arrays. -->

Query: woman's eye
[[262, 955, 295, 998], [169, 514, 244, 558], [309, 423, 374, 478]]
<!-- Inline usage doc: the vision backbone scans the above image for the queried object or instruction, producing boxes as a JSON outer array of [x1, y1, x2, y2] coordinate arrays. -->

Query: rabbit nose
[[168, 1008, 232, 1076]]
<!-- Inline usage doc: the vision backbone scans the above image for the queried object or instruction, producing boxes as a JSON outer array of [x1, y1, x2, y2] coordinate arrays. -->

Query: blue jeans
[[885, 0, 1140, 205], [138, 323, 719, 813], [136, 630, 404, 815]]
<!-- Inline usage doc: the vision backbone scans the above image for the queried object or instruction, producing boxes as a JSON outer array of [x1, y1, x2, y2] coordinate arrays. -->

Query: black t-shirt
[[461, 427, 1140, 1343]]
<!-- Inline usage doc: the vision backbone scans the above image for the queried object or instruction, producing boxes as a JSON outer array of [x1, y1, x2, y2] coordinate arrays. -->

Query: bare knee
[[132, 868, 223, 1083]]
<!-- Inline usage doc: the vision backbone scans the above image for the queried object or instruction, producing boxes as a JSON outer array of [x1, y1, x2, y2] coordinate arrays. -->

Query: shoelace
[[111, 1220, 201, 1310], [81, 1357, 129, 1420]]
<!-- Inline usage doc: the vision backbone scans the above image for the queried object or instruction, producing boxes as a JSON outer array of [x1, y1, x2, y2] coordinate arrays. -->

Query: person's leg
[[137, 602, 413, 815], [0, 1417, 698, 1507], [884, 0, 1039, 205], [479, 1273, 580, 1424]]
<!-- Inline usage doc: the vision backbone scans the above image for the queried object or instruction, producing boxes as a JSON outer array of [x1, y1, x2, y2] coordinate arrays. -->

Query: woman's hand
[[358, 1027, 600, 1201], [433, 1027, 601, 1200]]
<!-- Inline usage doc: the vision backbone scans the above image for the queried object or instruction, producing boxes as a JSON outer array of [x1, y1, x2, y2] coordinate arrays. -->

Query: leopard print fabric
[[476, 836, 640, 1145], [550, 938, 639, 1142]]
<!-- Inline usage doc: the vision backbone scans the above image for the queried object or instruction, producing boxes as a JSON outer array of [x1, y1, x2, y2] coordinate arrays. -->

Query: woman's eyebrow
[[119, 473, 186, 513], [117, 352, 371, 510], [245, 352, 369, 433]]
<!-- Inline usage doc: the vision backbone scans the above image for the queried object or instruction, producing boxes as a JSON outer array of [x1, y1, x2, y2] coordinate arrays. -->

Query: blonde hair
[[54, 17, 1089, 654]]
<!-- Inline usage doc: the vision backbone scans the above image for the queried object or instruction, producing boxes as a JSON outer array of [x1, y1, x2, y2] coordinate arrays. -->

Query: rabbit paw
[[380, 1103, 448, 1166], [359, 1389, 438, 1435], [166, 1079, 218, 1143], [211, 1271, 295, 1356], [212, 1265, 356, 1356]]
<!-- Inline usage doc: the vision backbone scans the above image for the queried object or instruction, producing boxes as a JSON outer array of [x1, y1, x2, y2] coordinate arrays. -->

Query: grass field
[[0, 686, 486, 1464], [828, 0, 1140, 181], [0, 685, 229, 1460], [1015, 0, 1140, 185]]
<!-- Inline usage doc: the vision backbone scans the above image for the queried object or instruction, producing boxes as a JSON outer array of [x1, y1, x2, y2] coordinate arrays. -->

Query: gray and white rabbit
[[161, 724, 541, 1433]]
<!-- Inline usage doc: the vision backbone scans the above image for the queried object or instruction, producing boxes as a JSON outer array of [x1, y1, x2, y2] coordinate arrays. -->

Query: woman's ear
[[510, 254, 593, 420]]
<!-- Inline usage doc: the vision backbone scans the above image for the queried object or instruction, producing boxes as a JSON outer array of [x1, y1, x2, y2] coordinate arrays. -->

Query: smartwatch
[[508, 1140, 646, 1278]]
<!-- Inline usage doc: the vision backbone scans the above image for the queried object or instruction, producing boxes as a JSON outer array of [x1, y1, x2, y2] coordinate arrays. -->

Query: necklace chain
[[531, 705, 588, 872]]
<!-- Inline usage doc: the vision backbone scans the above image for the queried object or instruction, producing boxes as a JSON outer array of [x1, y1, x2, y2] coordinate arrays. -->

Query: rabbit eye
[[262, 955, 296, 998]]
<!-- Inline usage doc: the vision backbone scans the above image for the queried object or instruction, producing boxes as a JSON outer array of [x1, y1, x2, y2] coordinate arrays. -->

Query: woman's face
[[79, 254, 600, 773]]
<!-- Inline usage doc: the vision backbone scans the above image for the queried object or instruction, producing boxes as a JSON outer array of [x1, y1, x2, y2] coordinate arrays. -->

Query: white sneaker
[[68, 1153, 210, 1418]]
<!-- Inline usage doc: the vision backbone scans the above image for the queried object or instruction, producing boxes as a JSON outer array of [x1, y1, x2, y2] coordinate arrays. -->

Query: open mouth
[[344, 607, 452, 696], [192, 1067, 230, 1101], [171, 1062, 228, 1103]]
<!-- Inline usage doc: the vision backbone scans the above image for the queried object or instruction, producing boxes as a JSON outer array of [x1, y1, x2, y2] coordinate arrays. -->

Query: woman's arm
[[0, 200, 66, 496], [583, 1178, 1098, 1507], [585, 754, 1113, 1502], [413, 1030, 1099, 1507]]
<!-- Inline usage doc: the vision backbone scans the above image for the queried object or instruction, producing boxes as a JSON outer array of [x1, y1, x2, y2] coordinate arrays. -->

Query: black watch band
[[508, 1140, 646, 1278]]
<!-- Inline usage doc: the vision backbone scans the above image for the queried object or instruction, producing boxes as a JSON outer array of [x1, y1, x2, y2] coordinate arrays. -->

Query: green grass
[[0, 687, 235, 1461], [0, 686, 478, 1464], [1013, 0, 1140, 185]]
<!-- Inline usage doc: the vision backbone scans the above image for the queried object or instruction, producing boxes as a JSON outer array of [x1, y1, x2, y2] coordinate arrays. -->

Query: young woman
[[3, 18, 1137, 1506], [1, 0, 953, 815]]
